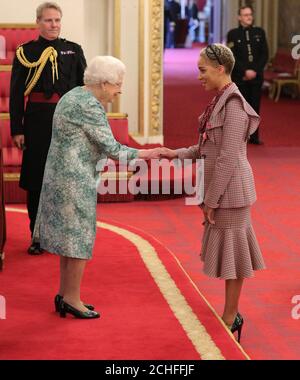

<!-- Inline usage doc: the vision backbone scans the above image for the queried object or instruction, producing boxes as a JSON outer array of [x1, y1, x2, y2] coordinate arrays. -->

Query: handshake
[[138, 147, 178, 160]]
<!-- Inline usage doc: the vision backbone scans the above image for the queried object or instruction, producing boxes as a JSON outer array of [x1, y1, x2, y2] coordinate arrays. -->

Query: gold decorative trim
[[100, 171, 133, 180], [113, 0, 121, 58], [129, 132, 143, 137], [0, 23, 37, 29], [112, 0, 121, 114], [139, 0, 145, 135], [5, 207, 27, 213], [0, 65, 12, 72], [3, 171, 134, 182], [107, 112, 128, 119], [4, 173, 20, 182], [0, 113, 128, 121], [149, 0, 163, 136]]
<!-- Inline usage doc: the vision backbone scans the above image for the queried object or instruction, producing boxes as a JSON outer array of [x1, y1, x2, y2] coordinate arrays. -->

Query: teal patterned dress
[[33, 86, 138, 259]]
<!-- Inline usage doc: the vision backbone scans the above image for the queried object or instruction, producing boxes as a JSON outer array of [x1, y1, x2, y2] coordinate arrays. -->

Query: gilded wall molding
[[0, 65, 12, 72], [0, 112, 127, 120], [112, 0, 121, 113], [107, 113, 128, 119], [4, 173, 20, 182], [0, 23, 37, 29], [138, 0, 145, 135], [149, 0, 163, 136]]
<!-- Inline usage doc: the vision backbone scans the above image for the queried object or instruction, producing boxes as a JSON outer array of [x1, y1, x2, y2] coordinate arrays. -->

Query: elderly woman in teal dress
[[33, 56, 163, 319]]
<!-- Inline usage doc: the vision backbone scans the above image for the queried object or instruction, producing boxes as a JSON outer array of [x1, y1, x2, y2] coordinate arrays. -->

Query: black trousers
[[27, 189, 41, 236], [235, 79, 263, 143]]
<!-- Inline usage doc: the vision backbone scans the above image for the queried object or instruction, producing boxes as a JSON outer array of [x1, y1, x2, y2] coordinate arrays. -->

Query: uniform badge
[[61, 50, 75, 55]]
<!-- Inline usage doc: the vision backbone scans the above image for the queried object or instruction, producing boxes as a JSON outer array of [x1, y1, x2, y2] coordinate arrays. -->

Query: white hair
[[84, 56, 126, 86]]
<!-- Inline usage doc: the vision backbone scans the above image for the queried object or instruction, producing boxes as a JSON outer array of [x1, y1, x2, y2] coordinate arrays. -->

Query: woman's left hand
[[203, 205, 215, 225]]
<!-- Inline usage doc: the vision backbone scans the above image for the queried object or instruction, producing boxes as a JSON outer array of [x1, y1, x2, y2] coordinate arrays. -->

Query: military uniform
[[10, 35, 87, 236], [227, 25, 269, 143]]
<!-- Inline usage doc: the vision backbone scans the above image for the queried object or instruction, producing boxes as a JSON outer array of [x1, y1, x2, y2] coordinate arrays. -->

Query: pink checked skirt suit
[[177, 83, 265, 280]]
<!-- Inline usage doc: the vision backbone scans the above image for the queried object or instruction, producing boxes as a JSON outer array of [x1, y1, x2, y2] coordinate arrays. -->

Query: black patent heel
[[54, 294, 61, 312], [237, 324, 242, 343], [60, 305, 67, 318], [59, 300, 100, 319], [54, 294, 94, 312], [230, 312, 244, 343]]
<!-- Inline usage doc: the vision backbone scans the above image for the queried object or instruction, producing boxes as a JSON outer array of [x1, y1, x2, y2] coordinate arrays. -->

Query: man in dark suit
[[165, 0, 181, 48], [10, 2, 87, 254], [227, 5, 269, 145]]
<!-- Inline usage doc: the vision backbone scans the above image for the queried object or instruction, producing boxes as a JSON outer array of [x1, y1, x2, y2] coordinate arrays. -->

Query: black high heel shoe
[[28, 242, 44, 255], [54, 294, 95, 313], [59, 300, 100, 319], [230, 312, 244, 343]]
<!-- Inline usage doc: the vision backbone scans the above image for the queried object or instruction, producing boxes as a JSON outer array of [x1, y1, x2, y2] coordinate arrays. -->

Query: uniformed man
[[227, 5, 269, 145], [10, 2, 87, 255]]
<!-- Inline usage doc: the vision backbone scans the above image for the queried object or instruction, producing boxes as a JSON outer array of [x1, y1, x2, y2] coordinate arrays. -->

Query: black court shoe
[[27, 242, 44, 255], [231, 312, 244, 343], [54, 294, 94, 312], [59, 300, 100, 319]]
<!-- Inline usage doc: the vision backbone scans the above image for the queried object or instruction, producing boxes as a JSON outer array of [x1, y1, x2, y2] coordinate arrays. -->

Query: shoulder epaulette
[[16, 39, 35, 50], [61, 38, 80, 47]]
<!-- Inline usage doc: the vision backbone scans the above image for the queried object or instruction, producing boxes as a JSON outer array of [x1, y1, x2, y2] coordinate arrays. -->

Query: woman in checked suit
[[163, 44, 265, 342]]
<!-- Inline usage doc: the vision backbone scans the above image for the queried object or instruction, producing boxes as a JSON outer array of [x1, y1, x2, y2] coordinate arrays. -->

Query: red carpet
[[0, 208, 247, 360]]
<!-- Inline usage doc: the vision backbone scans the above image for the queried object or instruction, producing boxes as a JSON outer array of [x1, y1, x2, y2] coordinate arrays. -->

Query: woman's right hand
[[138, 148, 162, 160], [202, 204, 216, 225], [158, 147, 178, 159], [138, 147, 178, 160]]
